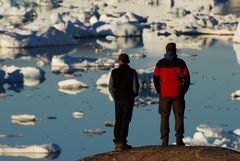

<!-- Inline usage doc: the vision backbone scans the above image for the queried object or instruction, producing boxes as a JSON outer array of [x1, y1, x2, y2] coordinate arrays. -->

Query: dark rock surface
[[78, 145, 240, 161]]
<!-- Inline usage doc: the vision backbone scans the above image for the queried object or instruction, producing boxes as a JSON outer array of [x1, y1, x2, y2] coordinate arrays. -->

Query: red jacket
[[153, 56, 190, 97]]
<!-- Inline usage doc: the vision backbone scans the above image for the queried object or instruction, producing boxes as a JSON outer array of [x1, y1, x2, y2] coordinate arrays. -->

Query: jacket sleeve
[[133, 70, 140, 97], [182, 65, 190, 94], [153, 66, 160, 94], [108, 71, 115, 99]]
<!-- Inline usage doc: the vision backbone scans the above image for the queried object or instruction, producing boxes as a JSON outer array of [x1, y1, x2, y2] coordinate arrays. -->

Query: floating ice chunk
[[96, 22, 143, 37], [233, 22, 240, 43], [51, 54, 116, 73], [72, 111, 85, 118], [0, 26, 77, 48], [1, 65, 45, 86], [0, 143, 61, 159], [96, 72, 111, 86], [193, 132, 208, 143], [58, 79, 88, 91], [20, 67, 45, 86], [104, 121, 115, 127], [196, 124, 223, 138], [58, 88, 86, 95], [231, 89, 240, 100], [184, 124, 240, 151], [233, 129, 240, 136], [11, 114, 39, 126], [134, 96, 159, 107], [11, 114, 37, 122], [83, 128, 106, 135], [129, 53, 146, 58], [0, 134, 23, 138], [177, 53, 197, 58]]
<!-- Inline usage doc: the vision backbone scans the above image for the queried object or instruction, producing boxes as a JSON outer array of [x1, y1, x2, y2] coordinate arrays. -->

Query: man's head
[[166, 42, 176, 54], [118, 53, 130, 64]]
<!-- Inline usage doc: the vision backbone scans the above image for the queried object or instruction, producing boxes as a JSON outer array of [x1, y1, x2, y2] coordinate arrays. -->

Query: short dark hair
[[118, 53, 130, 64], [166, 42, 176, 53]]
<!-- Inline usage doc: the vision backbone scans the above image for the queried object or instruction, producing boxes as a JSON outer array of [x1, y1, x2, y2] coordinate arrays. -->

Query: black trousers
[[114, 99, 134, 144], [159, 96, 185, 140]]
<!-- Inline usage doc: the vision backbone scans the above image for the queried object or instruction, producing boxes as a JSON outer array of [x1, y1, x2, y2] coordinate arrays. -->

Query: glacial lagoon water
[[0, 34, 240, 161]]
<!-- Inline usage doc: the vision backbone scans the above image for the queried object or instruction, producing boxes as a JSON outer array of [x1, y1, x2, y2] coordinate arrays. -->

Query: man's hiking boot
[[115, 143, 132, 151], [122, 143, 132, 150], [161, 137, 169, 146], [176, 137, 185, 146], [114, 142, 122, 151]]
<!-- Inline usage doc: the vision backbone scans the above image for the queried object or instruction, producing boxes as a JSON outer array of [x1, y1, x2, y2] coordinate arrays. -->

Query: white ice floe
[[96, 72, 111, 87], [0, 134, 23, 138], [51, 54, 117, 73], [0, 143, 61, 159], [184, 124, 240, 151], [231, 89, 240, 100], [11, 114, 37, 122], [11, 114, 40, 126], [233, 129, 240, 136], [0, 26, 77, 48], [233, 43, 240, 65], [58, 79, 88, 90], [110, 49, 146, 58], [104, 121, 115, 127], [1, 65, 45, 86], [72, 111, 85, 119], [172, 14, 238, 36], [233, 22, 240, 43], [83, 128, 106, 135]]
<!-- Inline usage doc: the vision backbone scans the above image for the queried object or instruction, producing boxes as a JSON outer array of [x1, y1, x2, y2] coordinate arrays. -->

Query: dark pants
[[114, 99, 134, 144], [159, 96, 185, 140]]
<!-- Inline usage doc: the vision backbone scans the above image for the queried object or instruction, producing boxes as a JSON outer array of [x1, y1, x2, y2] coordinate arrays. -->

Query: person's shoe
[[176, 138, 185, 146], [121, 143, 132, 150], [114, 142, 123, 151], [161, 137, 169, 146]]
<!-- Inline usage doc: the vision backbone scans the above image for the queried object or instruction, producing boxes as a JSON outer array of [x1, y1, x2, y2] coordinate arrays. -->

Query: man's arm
[[108, 71, 115, 99], [182, 65, 190, 94], [133, 70, 139, 97], [153, 66, 160, 94]]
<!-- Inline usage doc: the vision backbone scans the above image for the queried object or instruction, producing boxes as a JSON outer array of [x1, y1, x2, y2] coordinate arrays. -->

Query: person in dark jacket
[[109, 53, 139, 151], [153, 42, 190, 146]]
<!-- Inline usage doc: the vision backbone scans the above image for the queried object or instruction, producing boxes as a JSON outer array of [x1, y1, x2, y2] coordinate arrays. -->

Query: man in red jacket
[[153, 42, 190, 146]]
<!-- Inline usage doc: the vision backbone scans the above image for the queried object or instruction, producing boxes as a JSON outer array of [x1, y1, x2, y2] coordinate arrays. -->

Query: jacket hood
[[164, 52, 177, 61]]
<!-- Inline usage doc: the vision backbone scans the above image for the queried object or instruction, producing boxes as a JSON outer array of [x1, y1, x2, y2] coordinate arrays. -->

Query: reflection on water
[[233, 43, 240, 65]]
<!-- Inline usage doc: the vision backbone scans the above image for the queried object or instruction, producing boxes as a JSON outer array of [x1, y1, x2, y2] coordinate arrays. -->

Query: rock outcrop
[[78, 145, 240, 161]]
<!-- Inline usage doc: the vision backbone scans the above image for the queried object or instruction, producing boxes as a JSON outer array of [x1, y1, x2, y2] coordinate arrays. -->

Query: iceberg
[[83, 128, 106, 135], [11, 114, 40, 126], [1, 65, 45, 86], [0, 26, 77, 48], [72, 111, 85, 119], [0, 143, 61, 159], [51, 54, 117, 73], [231, 89, 240, 100], [184, 124, 240, 151], [233, 22, 240, 43], [58, 79, 88, 91]]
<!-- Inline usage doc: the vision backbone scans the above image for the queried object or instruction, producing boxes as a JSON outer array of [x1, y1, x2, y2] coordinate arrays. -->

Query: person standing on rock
[[153, 42, 190, 146], [109, 53, 139, 151]]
